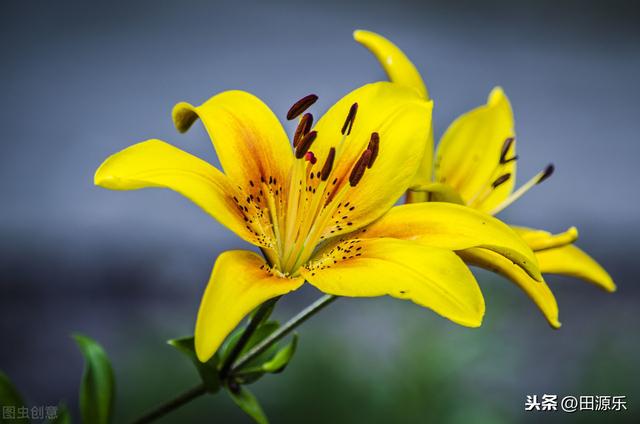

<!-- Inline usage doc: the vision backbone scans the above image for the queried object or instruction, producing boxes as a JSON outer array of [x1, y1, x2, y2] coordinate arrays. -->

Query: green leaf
[[218, 328, 244, 365], [167, 336, 220, 393], [233, 371, 264, 385], [49, 404, 71, 424], [227, 385, 268, 424], [219, 301, 277, 366], [73, 334, 114, 424], [248, 299, 277, 327], [261, 333, 298, 373], [0, 370, 29, 424], [243, 322, 280, 357], [220, 321, 280, 367], [233, 334, 298, 384]]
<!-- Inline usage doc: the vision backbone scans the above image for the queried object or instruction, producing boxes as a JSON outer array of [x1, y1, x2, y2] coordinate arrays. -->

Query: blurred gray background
[[1, 0, 638, 422]]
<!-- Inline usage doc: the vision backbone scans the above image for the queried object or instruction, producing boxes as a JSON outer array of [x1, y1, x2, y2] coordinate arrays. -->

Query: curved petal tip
[[352, 29, 428, 99], [172, 101, 199, 133], [353, 29, 369, 42], [488, 86, 506, 105]]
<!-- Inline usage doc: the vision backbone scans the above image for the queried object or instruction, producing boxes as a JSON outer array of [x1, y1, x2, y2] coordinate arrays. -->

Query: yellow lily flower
[[95, 81, 542, 361], [354, 30, 616, 329]]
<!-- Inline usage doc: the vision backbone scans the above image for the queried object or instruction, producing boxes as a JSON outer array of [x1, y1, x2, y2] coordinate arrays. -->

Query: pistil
[[280, 101, 380, 274]]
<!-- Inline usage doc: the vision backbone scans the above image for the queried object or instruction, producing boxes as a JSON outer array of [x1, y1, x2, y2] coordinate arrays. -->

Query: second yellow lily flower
[[354, 29, 616, 328]]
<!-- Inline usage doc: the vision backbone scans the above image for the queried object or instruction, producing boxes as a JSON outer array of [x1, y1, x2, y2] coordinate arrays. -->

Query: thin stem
[[219, 297, 279, 378], [129, 384, 206, 424], [231, 294, 337, 372], [128, 293, 338, 424]]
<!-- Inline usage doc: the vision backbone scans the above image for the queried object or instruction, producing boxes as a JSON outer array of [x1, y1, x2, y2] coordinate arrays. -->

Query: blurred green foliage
[[111, 279, 639, 423]]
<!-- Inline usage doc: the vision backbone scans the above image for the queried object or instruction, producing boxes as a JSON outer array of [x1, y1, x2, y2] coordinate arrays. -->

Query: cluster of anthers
[[444, 136, 555, 215], [231, 94, 381, 276]]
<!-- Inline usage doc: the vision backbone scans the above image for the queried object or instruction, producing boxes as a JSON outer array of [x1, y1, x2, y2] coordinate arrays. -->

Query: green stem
[[230, 294, 337, 373], [130, 384, 207, 424], [128, 293, 338, 424]]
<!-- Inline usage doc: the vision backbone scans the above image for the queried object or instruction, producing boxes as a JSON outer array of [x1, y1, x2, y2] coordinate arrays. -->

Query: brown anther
[[295, 130, 317, 158], [366, 132, 379, 168], [293, 113, 313, 148], [287, 94, 318, 120], [341, 103, 358, 135], [320, 147, 336, 181], [349, 149, 372, 186], [537, 164, 555, 184], [500, 137, 518, 164], [492, 173, 512, 188]]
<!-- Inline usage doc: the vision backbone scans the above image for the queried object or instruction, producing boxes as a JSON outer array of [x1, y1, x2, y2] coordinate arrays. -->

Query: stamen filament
[[488, 163, 555, 215], [283, 159, 306, 264], [292, 182, 351, 271]]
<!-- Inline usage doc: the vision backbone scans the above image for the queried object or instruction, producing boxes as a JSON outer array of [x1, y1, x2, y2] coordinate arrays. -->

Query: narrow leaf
[[248, 299, 277, 327], [73, 334, 114, 424], [233, 368, 266, 385], [227, 386, 268, 424], [167, 336, 220, 393], [261, 334, 298, 373], [220, 321, 280, 366], [0, 370, 29, 424], [243, 322, 280, 357], [233, 334, 298, 384]]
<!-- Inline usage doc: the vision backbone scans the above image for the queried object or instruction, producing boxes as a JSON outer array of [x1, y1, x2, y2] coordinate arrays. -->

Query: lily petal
[[195, 250, 304, 362], [434, 88, 516, 213], [512, 225, 578, 251], [173, 89, 292, 201], [301, 238, 485, 327], [95, 139, 261, 245], [353, 30, 429, 99], [535, 244, 616, 292], [512, 226, 615, 291], [407, 182, 466, 205], [311, 82, 432, 238], [353, 29, 433, 188], [361, 202, 542, 281], [457, 248, 561, 328]]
